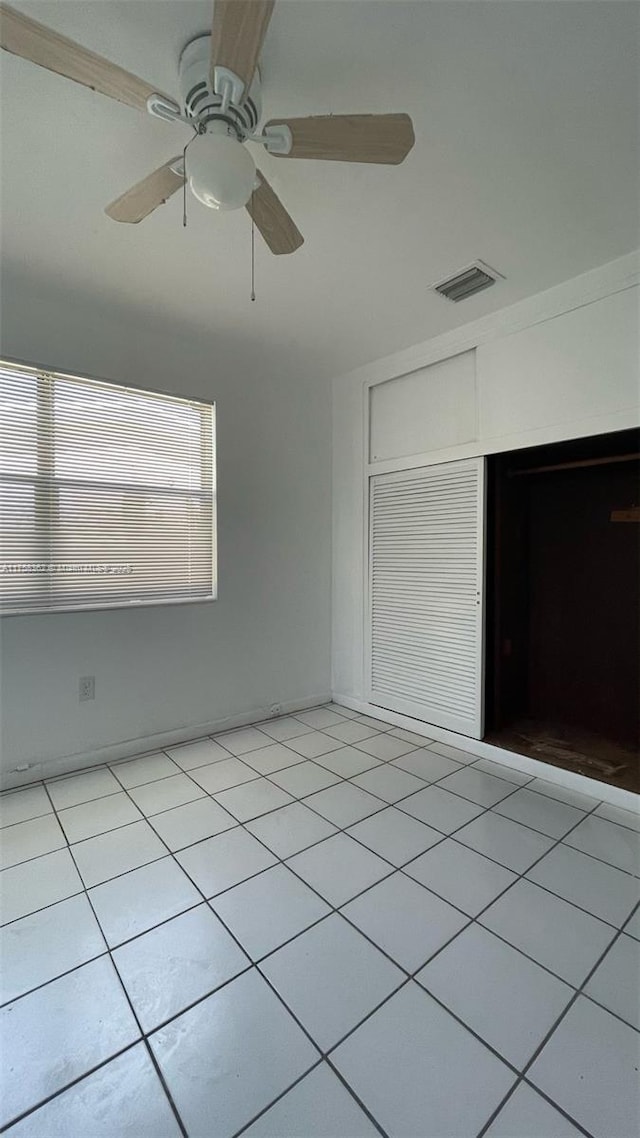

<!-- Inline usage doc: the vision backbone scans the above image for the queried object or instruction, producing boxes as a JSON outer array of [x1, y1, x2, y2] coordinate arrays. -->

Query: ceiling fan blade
[[264, 113, 415, 164], [211, 0, 275, 96], [0, 3, 173, 112], [105, 160, 185, 224], [246, 171, 303, 255]]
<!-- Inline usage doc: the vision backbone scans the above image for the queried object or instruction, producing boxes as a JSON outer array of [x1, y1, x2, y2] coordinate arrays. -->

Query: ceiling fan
[[0, 1, 415, 254]]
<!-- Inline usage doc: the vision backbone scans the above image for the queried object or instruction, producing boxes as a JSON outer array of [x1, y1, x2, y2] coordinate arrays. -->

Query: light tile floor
[[1, 705, 639, 1138]]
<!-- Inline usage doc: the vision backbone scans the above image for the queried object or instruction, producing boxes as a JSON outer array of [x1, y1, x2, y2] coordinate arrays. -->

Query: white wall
[[332, 251, 640, 707], [0, 272, 332, 785]]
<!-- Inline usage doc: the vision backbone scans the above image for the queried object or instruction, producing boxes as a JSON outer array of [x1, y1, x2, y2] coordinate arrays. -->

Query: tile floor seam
[[0, 808, 54, 832], [2, 716, 637, 1138], [227, 1059, 325, 1138], [9, 777, 633, 1058], [239, 756, 309, 778], [475, 900, 640, 1138], [523, 782, 604, 810], [5, 819, 462, 1025], [0, 884, 86, 930], [517, 901, 640, 1079], [589, 809, 640, 836], [266, 748, 526, 851], [67, 846, 170, 891], [395, 797, 638, 1013], [201, 731, 289, 758], [445, 797, 640, 886], [56, 778, 323, 1138], [1, 846, 633, 1128], [474, 1073, 596, 1138], [267, 758, 632, 940], [0, 700, 358, 803], [441, 765, 539, 796], [0, 1040, 143, 1134], [556, 834, 640, 880], [509, 870, 640, 932], [57, 811, 145, 846], [6, 724, 611, 866], [2, 752, 624, 945], [112, 763, 260, 795], [231, 1052, 393, 1138], [40, 766, 513, 1138], [292, 710, 395, 734], [6, 781, 191, 1138], [580, 986, 640, 1034], [409, 846, 635, 937], [0, 944, 112, 1011], [315, 965, 523, 1084], [1, 759, 629, 951], [204, 807, 621, 1089], [2, 701, 617, 817], [321, 1057, 392, 1138], [68, 767, 368, 1135], [48, 793, 194, 1138], [518, 1080, 596, 1138], [1, 720, 276, 801]]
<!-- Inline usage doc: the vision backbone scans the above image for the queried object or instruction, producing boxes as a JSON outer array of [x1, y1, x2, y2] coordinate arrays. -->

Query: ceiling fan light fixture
[[187, 130, 256, 211]]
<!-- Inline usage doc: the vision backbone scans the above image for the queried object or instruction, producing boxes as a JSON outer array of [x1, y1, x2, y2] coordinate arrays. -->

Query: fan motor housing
[[178, 35, 261, 141]]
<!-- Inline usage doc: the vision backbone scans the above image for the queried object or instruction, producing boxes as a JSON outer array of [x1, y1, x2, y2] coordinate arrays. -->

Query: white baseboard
[[1, 692, 332, 791], [332, 694, 639, 813]]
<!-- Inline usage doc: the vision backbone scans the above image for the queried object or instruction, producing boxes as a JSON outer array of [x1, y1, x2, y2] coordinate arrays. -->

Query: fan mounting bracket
[[146, 94, 189, 125], [261, 124, 293, 155], [178, 35, 261, 142]]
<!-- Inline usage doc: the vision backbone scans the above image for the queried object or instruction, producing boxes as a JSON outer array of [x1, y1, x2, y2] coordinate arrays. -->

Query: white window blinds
[[0, 360, 216, 615]]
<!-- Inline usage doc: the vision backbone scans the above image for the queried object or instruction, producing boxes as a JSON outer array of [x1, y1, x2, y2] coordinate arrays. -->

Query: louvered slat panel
[[368, 458, 484, 737]]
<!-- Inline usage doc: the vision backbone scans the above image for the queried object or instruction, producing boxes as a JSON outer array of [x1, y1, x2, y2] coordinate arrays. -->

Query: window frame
[[0, 356, 217, 617]]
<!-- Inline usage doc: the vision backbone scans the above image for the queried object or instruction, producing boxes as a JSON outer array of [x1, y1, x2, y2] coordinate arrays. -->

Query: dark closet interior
[[485, 428, 640, 792]]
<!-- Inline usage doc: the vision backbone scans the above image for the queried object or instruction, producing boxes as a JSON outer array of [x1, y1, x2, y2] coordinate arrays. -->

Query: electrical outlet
[[79, 675, 95, 702], [269, 703, 281, 716]]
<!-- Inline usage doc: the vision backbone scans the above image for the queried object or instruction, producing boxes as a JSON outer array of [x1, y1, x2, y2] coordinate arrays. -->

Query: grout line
[[475, 897, 640, 1138], [2, 719, 638, 1136], [322, 1057, 391, 1138], [0, 771, 625, 942], [473, 1074, 596, 1138], [5, 769, 636, 1041], [124, 790, 207, 821], [286, 806, 624, 1078], [553, 833, 640, 879], [228, 1059, 328, 1138], [0, 806, 56, 833], [44, 770, 338, 1136], [0, 884, 87, 930], [0, 944, 112, 1012], [3, 741, 635, 923], [0, 1041, 143, 1134], [0, 782, 191, 1138], [5, 726, 627, 878], [43, 786, 192, 1138], [1, 762, 474, 1133]]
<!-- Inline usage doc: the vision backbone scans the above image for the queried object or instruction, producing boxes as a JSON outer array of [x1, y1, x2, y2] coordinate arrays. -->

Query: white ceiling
[[1, 1, 638, 381]]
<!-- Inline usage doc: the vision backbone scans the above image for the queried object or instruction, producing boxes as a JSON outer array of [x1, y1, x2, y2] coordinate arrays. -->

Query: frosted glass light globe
[[187, 132, 256, 211]]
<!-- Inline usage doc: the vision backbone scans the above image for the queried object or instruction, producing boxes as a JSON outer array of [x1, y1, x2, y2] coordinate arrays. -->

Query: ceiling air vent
[[433, 261, 503, 302]]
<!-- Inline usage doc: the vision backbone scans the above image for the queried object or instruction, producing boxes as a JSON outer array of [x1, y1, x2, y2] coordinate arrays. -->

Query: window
[[0, 360, 216, 615]]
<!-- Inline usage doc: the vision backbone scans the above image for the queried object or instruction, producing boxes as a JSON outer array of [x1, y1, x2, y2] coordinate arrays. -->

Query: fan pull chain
[[250, 196, 256, 302], [182, 139, 190, 227]]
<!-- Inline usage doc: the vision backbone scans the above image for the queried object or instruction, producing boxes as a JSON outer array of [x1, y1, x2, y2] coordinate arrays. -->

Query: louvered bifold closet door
[[369, 458, 485, 738]]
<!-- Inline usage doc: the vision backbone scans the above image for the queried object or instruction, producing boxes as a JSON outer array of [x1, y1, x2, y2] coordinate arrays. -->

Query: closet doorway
[[485, 429, 639, 792]]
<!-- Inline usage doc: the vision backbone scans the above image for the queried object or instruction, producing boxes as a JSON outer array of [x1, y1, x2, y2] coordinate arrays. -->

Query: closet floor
[[486, 720, 639, 794], [1, 704, 639, 1138]]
